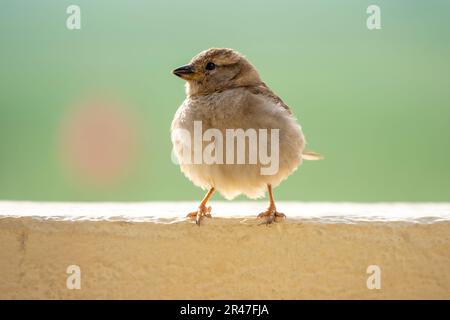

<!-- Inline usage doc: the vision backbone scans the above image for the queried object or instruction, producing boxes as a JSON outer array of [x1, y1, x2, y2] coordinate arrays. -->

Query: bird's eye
[[205, 62, 216, 71]]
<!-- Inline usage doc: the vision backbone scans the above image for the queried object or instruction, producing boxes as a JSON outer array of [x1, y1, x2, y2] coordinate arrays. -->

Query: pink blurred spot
[[59, 99, 138, 186]]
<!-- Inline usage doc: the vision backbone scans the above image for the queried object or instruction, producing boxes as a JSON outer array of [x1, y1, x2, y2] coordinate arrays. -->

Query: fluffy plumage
[[171, 48, 320, 223]]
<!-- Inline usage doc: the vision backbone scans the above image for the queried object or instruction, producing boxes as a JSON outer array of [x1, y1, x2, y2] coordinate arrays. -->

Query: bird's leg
[[257, 184, 286, 224], [186, 187, 215, 226]]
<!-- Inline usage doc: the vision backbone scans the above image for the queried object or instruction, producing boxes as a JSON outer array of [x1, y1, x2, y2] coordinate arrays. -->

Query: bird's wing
[[247, 83, 292, 114], [247, 83, 324, 161]]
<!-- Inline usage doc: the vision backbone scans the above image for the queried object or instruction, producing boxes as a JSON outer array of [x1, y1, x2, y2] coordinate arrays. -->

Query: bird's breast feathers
[[170, 86, 306, 199]]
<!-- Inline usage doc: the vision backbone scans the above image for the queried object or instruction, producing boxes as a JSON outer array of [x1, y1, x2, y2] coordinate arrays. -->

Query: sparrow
[[171, 48, 322, 225]]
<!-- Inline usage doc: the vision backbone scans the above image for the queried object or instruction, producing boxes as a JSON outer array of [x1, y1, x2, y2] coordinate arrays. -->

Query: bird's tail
[[302, 149, 324, 161]]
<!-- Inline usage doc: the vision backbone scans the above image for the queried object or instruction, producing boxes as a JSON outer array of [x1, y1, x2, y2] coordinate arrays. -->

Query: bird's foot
[[186, 204, 212, 226], [257, 205, 285, 225]]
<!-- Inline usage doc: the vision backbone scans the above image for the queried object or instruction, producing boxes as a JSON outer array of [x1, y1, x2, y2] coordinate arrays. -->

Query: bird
[[171, 48, 322, 225]]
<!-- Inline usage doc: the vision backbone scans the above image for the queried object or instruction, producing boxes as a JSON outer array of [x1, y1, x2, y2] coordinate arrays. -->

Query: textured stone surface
[[0, 202, 449, 299]]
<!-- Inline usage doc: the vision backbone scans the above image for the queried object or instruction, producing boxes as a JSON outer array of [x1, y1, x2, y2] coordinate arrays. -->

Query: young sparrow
[[171, 48, 322, 225]]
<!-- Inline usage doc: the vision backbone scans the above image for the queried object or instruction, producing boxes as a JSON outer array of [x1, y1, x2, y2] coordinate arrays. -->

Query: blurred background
[[0, 0, 449, 202]]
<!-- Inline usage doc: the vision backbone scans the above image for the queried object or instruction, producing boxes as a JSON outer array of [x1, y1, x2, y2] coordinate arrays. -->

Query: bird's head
[[172, 48, 261, 96]]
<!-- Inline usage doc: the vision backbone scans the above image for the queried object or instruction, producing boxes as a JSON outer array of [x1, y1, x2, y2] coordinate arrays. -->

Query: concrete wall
[[0, 202, 449, 299]]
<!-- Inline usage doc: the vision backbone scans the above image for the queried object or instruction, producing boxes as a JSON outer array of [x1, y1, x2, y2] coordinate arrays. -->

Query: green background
[[1, 0, 449, 202]]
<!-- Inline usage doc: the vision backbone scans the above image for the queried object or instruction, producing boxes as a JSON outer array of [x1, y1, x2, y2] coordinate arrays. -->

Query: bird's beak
[[172, 64, 195, 80]]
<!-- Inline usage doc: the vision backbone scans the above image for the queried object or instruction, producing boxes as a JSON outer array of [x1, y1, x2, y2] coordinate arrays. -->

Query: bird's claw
[[187, 205, 212, 226], [257, 206, 285, 225]]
